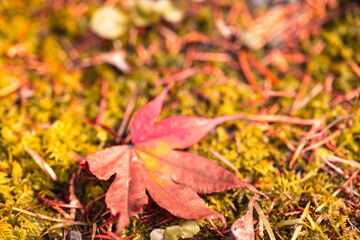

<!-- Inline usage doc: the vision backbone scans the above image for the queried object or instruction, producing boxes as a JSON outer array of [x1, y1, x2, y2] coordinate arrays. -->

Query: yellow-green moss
[[0, 1, 359, 239]]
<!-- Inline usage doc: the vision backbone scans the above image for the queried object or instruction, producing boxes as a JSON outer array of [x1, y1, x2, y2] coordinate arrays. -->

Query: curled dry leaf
[[231, 196, 258, 240], [80, 87, 264, 233], [98, 50, 131, 73], [0, 78, 25, 97]]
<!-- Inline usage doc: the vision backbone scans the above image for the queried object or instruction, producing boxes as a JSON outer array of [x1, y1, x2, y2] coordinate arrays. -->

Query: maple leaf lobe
[[129, 88, 169, 143]]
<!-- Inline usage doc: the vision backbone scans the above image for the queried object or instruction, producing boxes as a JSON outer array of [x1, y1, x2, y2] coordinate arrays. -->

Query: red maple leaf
[[80, 87, 264, 232]]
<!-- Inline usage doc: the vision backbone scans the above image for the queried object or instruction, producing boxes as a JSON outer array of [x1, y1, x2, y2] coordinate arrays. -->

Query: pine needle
[[254, 202, 276, 240], [276, 219, 302, 228], [42, 221, 88, 236]]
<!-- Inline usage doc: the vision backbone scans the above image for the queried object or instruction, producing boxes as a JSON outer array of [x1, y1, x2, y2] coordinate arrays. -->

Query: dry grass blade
[[91, 222, 97, 240], [42, 221, 88, 236], [254, 202, 276, 240], [306, 213, 316, 230], [0, 203, 72, 223], [208, 148, 241, 177], [24, 144, 57, 181], [276, 218, 302, 228], [290, 202, 310, 240]]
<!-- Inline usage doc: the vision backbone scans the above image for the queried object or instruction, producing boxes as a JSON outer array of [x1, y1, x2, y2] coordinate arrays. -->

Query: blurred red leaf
[[81, 88, 264, 233]]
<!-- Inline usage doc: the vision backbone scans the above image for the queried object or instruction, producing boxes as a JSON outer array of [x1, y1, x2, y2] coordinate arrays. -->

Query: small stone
[[150, 228, 166, 240], [68, 230, 82, 240], [90, 6, 128, 39]]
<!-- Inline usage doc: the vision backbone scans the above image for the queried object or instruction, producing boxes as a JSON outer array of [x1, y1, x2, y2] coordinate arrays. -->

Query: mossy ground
[[0, 1, 359, 239]]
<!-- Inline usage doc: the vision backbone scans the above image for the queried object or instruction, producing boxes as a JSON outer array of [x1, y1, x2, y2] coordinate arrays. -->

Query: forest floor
[[0, 0, 360, 239]]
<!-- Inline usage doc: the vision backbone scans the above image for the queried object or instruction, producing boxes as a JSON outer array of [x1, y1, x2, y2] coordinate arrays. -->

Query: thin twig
[[324, 74, 334, 94], [289, 121, 322, 169], [331, 87, 360, 106], [116, 83, 136, 143], [238, 50, 261, 93], [322, 158, 344, 176], [126, 216, 175, 239], [308, 114, 358, 139], [154, 67, 198, 86], [302, 130, 340, 152], [349, 61, 360, 77], [295, 83, 323, 110], [35, 192, 70, 219], [84, 118, 117, 137], [85, 193, 106, 209], [332, 169, 360, 197], [247, 52, 280, 84], [95, 78, 109, 124], [24, 144, 57, 181], [290, 73, 312, 115], [193, 52, 233, 62], [237, 113, 321, 126]]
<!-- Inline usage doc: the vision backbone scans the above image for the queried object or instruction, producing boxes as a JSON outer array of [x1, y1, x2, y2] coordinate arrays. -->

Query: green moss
[[308, 8, 360, 92]]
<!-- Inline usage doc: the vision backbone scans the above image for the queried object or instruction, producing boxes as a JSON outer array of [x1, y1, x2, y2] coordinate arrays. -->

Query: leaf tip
[[79, 159, 91, 173]]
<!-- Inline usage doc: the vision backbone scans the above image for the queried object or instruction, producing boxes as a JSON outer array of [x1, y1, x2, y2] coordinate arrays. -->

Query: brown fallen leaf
[[80, 87, 264, 233]]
